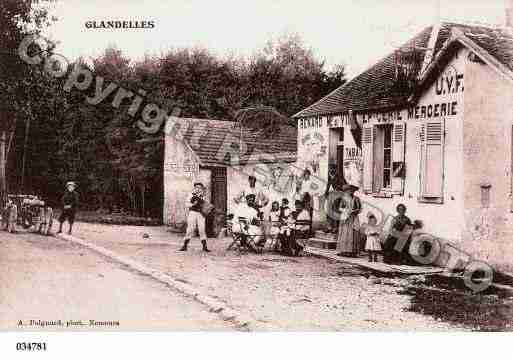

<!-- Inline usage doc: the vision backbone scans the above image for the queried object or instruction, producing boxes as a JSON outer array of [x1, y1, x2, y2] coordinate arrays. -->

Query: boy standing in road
[[57, 181, 79, 235], [179, 182, 211, 252]]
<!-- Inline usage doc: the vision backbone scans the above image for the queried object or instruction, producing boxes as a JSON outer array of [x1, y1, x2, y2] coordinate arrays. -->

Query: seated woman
[[383, 203, 412, 264]]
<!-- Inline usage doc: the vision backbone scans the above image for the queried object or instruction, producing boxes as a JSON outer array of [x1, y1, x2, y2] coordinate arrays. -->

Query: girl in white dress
[[268, 201, 281, 237], [365, 213, 382, 262]]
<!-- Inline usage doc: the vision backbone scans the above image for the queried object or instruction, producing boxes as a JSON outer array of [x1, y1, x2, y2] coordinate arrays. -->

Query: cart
[[4, 194, 53, 235]]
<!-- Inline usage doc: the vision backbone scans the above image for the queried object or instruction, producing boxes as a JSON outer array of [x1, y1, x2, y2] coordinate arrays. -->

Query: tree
[[247, 32, 347, 118], [0, 0, 54, 203], [1, 23, 347, 217]]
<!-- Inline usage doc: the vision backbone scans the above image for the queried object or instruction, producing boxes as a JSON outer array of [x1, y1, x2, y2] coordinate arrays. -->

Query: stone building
[[293, 21, 513, 272], [163, 117, 297, 235]]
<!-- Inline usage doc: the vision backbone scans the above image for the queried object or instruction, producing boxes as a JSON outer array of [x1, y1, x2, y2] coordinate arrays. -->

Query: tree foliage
[[2, 21, 346, 217]]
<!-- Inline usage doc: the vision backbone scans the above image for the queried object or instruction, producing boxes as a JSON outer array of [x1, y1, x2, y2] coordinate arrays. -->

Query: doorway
[[337, 144, 344, 184], [208, 166, 227, 237]]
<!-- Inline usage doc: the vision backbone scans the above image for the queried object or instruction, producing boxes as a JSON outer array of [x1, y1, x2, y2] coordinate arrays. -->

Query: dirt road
[[0, 232, 235, 331], [70, 223, 477, 330]]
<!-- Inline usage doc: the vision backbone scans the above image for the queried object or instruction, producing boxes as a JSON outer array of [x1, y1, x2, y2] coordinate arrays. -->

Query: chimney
[[505, 0, 513, 28]]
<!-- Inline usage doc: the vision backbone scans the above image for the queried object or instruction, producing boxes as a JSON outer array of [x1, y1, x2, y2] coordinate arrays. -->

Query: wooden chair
[[265, 220, 282, 252], [226, 217, 263, 254], [290, 219, 312, 256]]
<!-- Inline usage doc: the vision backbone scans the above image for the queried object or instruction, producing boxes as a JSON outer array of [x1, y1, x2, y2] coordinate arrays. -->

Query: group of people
[[180, 170, 314, 256], [180, 169, 425, 265], [1, 181, 78, 235], [333, 184, 423, 264], [230, 173, 312, 256], [330, 182, 384, 262]]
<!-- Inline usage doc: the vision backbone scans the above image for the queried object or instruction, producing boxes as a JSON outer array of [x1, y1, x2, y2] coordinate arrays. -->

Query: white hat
[[66, 181, 77, 187]]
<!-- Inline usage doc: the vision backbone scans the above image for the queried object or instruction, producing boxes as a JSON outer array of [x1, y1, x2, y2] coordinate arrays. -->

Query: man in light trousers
[[179, 182, 210, 252]]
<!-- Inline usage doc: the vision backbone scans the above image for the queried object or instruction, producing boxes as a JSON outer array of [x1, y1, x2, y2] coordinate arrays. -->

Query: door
[[209, 167, 227, 237], [211, 167, 227, 214], [337, 145, 344, 184]]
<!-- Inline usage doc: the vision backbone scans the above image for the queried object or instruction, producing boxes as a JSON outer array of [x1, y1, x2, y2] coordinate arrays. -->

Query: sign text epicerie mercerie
[[85, 20, 155, 29]]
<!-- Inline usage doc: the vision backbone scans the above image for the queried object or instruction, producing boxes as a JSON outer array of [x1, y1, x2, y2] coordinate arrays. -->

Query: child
[[279, 198, 293, 255], [267, 201, 281, 251], [279, 198, 292, 229], [364, 213, 381, 262], [268, 201, 281, 236], [4, 199, 18, 234], [289, 200, 310, 256]]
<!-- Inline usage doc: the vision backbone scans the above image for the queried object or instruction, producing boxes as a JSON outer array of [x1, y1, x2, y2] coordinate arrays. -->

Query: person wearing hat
[[323, 164, 347, 233], [296, 169, 314, 228], [336, 183, 362, 257], [57, 181, 79, 235], [179, 182, 210, 252]]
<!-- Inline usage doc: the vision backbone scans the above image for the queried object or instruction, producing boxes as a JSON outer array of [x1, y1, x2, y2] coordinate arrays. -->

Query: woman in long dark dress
[[336, 184, 362, 257], [383, 203, 412, 264]]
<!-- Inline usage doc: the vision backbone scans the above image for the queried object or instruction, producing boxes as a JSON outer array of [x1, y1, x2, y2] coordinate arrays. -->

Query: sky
[[43, 0, 507, 78]]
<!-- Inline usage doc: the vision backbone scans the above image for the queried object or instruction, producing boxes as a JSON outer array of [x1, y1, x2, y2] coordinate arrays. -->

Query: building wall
[[226, 161, 298, 219], [365, 48, 467, 243], [296, 48, 468, 243], [297, 114, 357, 223], [164, 126, 296, 229], [163, 132, 212, 229], [461, 51, 513, 272], [296, 46, 513, 272]]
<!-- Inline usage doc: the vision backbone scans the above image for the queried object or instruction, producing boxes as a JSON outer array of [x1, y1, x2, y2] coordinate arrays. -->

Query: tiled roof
[[167, 118, 297, 167], [449, 22, 513, 72], [293, 22, 513, 118]]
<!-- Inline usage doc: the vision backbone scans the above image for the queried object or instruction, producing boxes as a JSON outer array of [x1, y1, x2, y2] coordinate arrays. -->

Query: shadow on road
[[399, 276, 513, 331]]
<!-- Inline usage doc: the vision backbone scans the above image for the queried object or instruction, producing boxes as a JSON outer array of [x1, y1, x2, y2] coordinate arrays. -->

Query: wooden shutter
[[362, 125, 374, 193], [419, 119, 444, 200], [373, 126, 383, 192], [392, 122, 406, 194]]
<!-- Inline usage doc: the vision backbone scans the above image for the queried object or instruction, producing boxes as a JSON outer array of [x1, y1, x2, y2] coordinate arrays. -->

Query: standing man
[[179, 182, 210, 252], [298, 169, 313, 214], [233, 175, 269, 211], [324, 164, 346, 233], [57, 181, 79, 235]]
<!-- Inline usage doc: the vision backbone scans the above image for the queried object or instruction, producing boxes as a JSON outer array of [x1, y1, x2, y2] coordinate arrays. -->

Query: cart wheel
[[21, 212, 33, 229]]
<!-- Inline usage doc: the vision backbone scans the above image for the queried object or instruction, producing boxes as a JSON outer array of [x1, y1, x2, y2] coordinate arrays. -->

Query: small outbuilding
[[163, 117, 297, 235]]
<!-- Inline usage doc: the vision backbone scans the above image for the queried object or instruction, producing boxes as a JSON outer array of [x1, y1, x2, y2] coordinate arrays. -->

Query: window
[[383, 125, 393, 189], [362, 122, 406, 195], [419, 119, 445, 203], [370, 124, 393, 191]]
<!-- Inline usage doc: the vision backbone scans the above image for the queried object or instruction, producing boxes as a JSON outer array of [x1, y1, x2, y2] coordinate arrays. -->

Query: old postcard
[[1, 0, 513, 352]]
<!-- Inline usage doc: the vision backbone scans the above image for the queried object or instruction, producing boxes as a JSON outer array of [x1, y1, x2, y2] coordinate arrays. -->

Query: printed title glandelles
[[85, 20, 155, 29]]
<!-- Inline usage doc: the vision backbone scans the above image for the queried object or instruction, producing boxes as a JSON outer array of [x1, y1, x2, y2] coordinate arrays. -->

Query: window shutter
[[420, 119, 444, 200], [362, 125, 374, 193], [392, 122, 406, 194]]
